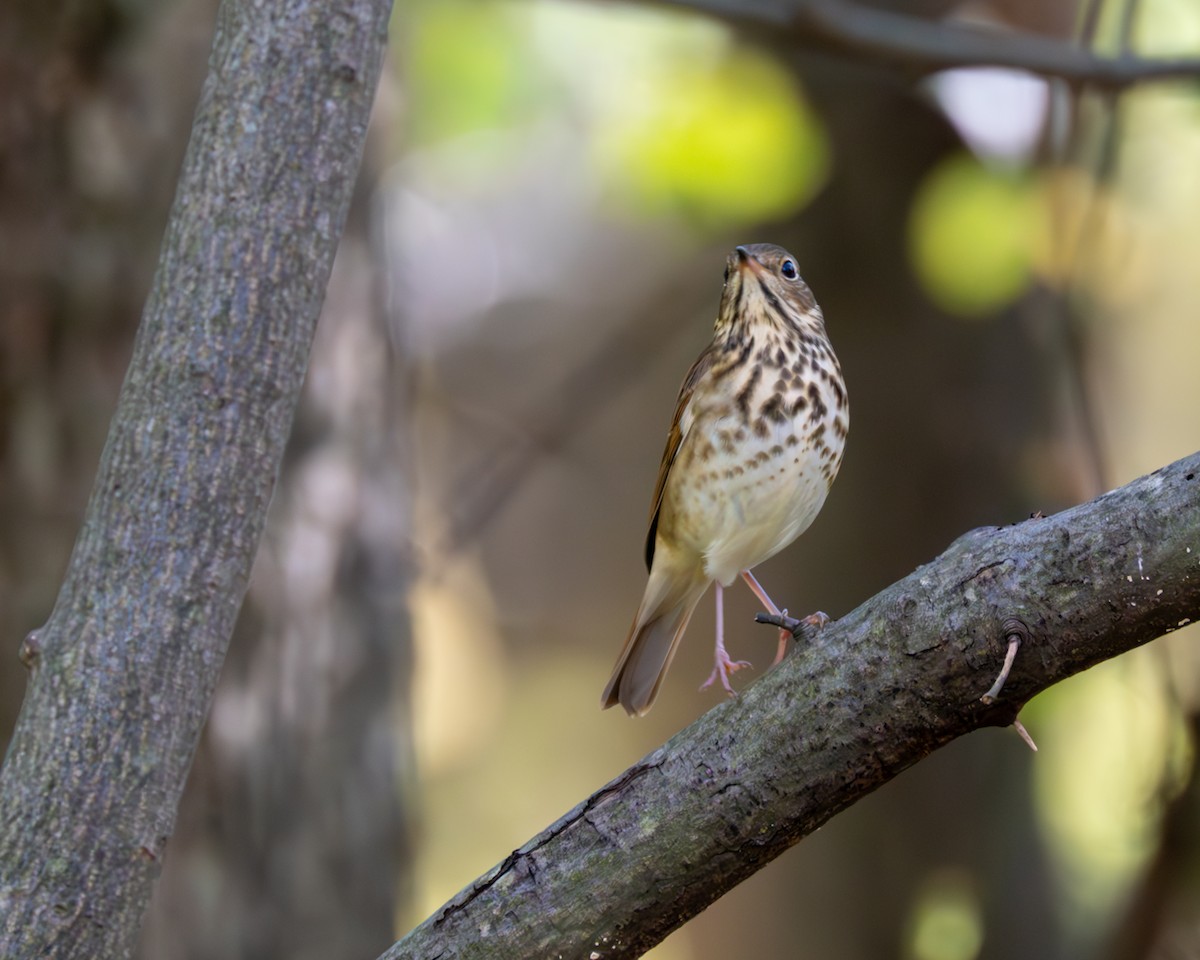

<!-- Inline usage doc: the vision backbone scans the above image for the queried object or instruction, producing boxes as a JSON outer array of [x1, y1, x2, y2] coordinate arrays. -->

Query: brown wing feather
[[644, 344, 717, 570]]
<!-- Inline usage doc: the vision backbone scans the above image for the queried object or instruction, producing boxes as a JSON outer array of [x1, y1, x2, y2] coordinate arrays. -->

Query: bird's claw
[[700, 654, 753, 696], [802, 611, 831, 630]]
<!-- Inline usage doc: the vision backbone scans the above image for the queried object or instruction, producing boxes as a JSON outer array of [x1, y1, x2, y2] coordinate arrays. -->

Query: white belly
[[661, 400, 841, 586]]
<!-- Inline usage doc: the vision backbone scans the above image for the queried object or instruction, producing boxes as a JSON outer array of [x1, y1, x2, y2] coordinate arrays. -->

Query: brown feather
[[601, 561, 708, 716], [643, 345, 716, 570]]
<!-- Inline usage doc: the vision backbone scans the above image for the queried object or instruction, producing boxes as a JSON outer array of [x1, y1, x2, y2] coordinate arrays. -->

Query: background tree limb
[[624, 0, 1200, 88], [0, 0, 393, 956], [386, 450, 1200, 959]]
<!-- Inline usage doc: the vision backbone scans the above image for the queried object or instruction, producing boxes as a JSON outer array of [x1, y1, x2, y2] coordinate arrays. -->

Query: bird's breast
[[660, 343, 848, 585]]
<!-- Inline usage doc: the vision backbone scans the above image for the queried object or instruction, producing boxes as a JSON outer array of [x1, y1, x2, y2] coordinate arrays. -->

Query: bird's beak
[[734, 245, 767, 279]]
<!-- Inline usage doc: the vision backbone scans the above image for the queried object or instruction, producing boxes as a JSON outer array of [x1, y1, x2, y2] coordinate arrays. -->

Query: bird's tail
[[601, 568, 709, 716]]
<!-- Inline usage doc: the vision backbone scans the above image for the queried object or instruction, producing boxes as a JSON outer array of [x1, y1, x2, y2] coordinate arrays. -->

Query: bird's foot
[[770, 609, 832, 664], [700, 650, 752, 696], [801, 610, 831, 631], [761, 609, 833, 664]]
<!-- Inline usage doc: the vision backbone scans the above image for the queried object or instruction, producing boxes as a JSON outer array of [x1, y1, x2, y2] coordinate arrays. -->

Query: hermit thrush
[[601, 243, 848, 717]]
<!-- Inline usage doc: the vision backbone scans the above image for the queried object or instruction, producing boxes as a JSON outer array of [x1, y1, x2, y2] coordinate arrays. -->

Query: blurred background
[[3, 0, 1200, 957]]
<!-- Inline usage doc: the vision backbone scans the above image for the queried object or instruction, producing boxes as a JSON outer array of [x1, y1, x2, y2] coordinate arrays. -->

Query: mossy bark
[[0, 1, 392, 956], [387, 452, 1200, 960]]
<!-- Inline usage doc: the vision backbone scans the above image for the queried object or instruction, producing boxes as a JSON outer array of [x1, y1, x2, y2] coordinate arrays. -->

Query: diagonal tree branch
[[621, 0, 1200, 89], [386, 450, 1200, 959], [0, 0, 393, 955]]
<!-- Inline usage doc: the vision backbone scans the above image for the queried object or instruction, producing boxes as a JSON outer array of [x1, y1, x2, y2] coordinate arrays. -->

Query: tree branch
[[386, 451, 1200, 959], [0, 0, 393, 955], [626, 0, 1200, 89]]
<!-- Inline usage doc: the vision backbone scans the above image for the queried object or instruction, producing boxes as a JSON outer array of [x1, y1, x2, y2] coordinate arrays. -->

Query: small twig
[[1013, 719, 1039, 752], [754, 611, 830, 645], [755, 611, 803, 633], [980, 635, 1021, 704], [981, 617, 1033, 703], [981, 617, 1038, 751]]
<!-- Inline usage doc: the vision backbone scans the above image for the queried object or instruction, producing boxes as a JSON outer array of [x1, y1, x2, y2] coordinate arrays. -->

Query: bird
[[601, 243, 848, 717]]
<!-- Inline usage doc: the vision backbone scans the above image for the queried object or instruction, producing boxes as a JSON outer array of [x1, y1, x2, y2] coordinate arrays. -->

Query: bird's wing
[[644, 344, 716, 570]]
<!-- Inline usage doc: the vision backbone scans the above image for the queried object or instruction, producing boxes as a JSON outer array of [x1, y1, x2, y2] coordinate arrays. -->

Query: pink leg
[[742, 569, 830, 665], [700, 581, 752, 695], [741, 570, 791, 665], [741, 569, 782, 615]]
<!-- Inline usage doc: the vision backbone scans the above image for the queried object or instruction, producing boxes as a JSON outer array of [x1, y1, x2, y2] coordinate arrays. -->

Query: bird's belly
[[663, 411, 838, 586]]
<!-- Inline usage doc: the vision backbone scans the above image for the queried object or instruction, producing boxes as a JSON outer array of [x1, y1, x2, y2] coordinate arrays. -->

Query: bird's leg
[[701, 581, 751, 695], [741, 570, 794, 666]]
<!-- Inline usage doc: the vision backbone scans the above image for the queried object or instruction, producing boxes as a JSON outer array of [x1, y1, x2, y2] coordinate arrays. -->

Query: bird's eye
[[780, 260, 798, 280]]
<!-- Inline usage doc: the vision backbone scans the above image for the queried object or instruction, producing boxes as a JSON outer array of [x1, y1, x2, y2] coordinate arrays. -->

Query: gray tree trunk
[[137, 236, 418, 960], [0, 0, 393, 956]]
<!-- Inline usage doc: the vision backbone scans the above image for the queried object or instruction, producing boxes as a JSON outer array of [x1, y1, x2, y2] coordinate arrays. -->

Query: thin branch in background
[[1077, 0, 1107, 51], [432, 265, 713, 560], [1085, 0, 1140, 185], [1022, 0, 1133, 501], [1055, 0, 1144, 497], [1105, 710, 1200, 960], [626, 0, 1200, 89]]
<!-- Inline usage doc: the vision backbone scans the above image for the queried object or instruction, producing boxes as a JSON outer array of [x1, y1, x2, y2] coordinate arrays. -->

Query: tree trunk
[[137, 233, 418, 960], [0, 0, 393, 956]]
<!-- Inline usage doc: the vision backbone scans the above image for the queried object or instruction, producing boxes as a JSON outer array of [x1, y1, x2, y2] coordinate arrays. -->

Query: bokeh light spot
[[908, 152, 1039, 317], [597, 47, 830, 227], [905, 869, 984, 960]]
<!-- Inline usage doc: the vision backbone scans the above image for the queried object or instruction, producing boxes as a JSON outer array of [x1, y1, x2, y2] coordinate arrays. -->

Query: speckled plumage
[[602, 244, 847, 716]]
